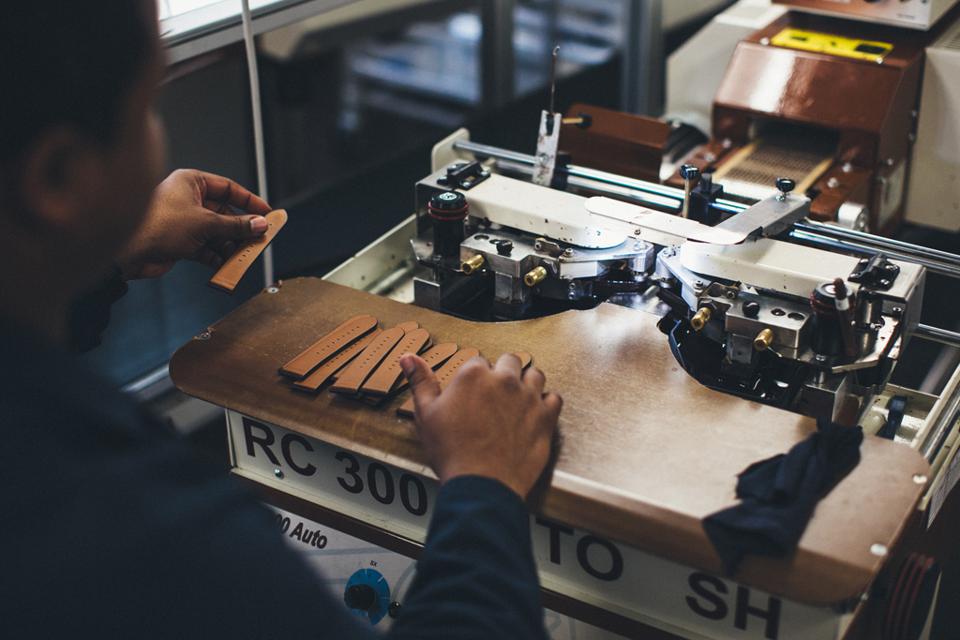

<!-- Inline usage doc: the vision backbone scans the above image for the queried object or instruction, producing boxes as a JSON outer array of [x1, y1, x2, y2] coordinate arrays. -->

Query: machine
[[169, 3, 960, 639]]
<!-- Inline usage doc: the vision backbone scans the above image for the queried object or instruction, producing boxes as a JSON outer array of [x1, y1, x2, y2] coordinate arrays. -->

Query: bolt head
[[775, 177, 796, 193], [273, 468, 284, 479]]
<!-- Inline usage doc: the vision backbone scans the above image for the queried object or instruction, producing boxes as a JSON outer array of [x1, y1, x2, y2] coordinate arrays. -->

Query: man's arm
[[389, 476, 547, 640]]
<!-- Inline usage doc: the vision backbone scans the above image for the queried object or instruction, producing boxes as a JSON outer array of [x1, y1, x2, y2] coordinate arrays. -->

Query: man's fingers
[[494, 353, 522, 378], [401, 354, 441, 414], [523, 367, 546, 395], [197, 247, 223, 269], [206, 212, 268, 241], [198, 171, 271, 215], [542, 392, 563, 424]]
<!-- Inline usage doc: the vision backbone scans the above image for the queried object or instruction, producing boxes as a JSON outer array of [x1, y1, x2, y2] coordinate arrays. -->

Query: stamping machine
[[170, 2, 960, 639]]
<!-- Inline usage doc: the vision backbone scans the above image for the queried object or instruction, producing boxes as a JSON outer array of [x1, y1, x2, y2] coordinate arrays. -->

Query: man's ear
[[18, 127, 106, 231]]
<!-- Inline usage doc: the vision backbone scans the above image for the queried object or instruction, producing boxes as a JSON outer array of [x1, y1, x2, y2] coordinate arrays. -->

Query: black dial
[[344, 584, 378, 611]]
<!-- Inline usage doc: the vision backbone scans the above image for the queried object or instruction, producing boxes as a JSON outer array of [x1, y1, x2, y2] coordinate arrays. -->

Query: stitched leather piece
[[279, 315, 378, 379], [330, 326, 405, 394], [361, 328, 432, 396], [397, 347, 481, 417], [392, 342, 459, 393], [291, 330, 381, 393], [209, 209, 288, 293]]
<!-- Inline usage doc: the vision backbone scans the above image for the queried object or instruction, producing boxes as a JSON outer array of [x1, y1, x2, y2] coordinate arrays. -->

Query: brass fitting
[[524, 266, 548, 287], [753, 328, 774, 352], [690, 307, 712, 331], [461, 254, 485, 275]]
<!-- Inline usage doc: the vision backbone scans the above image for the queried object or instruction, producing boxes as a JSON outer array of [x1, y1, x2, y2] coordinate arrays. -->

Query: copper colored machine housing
[[670, 12, 930, 234]]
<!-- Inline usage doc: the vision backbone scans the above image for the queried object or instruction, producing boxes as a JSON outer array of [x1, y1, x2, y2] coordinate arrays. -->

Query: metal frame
[[479, 0, 516, 110], [621, 0, 664, 115]]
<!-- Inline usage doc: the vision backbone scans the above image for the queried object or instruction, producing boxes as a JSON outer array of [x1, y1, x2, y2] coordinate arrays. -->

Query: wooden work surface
[[170, 277, 929, 606]]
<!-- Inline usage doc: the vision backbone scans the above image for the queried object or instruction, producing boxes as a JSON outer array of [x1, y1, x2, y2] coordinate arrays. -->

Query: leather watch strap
[[395, 321, 419, 332], [280, 314, 378, 379], [209, 209, 288, 293], [292, 330, 380, 393], [397, 347, 481, 417], [392, 342, 458, 393], [330, 326, 406, 394], [361, 328, 432, 397]]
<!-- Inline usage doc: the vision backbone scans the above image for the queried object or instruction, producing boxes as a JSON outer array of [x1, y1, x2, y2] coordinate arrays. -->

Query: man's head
[[1, 0, 165, 293]]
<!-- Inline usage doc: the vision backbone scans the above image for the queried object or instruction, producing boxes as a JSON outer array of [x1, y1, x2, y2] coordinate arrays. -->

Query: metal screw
[[633, 229, 642, 236], [273, 468, 284, 479], [870, 543, 888, 557], [534, 241, 543, 251], [827, 177, 839, 189], [563, 248, 574, 257], [912, 474, 928, 485], [267, 286, 279, 294], [197, 331, 211, 341], [892, 306, 903, 316], [815, 354, 827, 363]]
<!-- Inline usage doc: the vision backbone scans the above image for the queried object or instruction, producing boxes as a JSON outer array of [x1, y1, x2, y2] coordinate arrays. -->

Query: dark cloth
[[703, 419, 864, 574], [0, 321, 547, 639], [68, 265, 128, 351]]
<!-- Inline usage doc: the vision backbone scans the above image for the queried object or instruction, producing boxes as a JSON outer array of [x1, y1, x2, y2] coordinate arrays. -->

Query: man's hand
[[400, 353, 562, 499], [117, 169, 272, 279]]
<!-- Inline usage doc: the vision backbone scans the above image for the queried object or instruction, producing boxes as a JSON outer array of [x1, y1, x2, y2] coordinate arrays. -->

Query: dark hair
[[0, 1, 153, 164]]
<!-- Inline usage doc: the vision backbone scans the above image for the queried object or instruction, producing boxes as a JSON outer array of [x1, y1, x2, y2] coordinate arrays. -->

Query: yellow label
[[770, 28, 892, 62]]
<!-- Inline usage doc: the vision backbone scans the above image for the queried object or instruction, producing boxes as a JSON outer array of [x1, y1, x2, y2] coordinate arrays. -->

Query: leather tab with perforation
[[279, 315, 378, 379], [292, 330, 380, 392], [361, 328, 431, 397], [209, 209, 288, 293], [330, 326, 406, 395]]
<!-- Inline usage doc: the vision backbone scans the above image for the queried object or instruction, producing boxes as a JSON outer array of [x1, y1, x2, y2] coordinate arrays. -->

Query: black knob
[[680, 164, 700, 181], [496, 239, 514, 256], [429, 190, 467, 214], [344, 584, 378, 611], [775, 177, 795, 194], [742, 300, 761, 318]]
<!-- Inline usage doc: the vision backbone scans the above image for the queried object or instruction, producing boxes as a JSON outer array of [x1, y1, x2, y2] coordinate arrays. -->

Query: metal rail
[[920, 363, 960, 461], [917, 324, 960, 349]]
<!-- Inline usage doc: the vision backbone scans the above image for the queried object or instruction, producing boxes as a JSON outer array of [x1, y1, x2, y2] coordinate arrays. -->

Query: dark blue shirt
[[0, 324, 548, 639]]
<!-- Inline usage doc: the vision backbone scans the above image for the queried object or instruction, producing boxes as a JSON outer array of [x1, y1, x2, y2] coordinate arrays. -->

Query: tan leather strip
[[397, 347, 481, 417], [330, 327, 405, 394], [209, 209, 288, 293], [279, 315, 378, 379], [392, 342, 459, 393], [395, 321, 419, 332], [361, 328, 432, 397], [291, 330, 380, 393]]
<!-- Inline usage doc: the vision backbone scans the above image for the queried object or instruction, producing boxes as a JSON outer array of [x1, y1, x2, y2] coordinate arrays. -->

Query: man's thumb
[[209, 212, 268, 240], [401, 354, 440, 412]]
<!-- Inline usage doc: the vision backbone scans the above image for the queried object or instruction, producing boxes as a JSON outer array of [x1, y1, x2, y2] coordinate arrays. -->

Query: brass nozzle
[[753, 328, 774, 352], [461, 254, 485, 275], [690, 307, 712, 331], [524, 266, 548, 287]]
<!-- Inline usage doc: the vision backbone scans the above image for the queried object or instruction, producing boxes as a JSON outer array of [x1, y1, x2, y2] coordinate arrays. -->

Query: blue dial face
[[344, 568, 391, 625]]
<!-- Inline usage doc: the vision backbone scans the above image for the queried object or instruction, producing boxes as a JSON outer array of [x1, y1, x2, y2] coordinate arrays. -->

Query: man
[[0, 2, 562, 638]]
